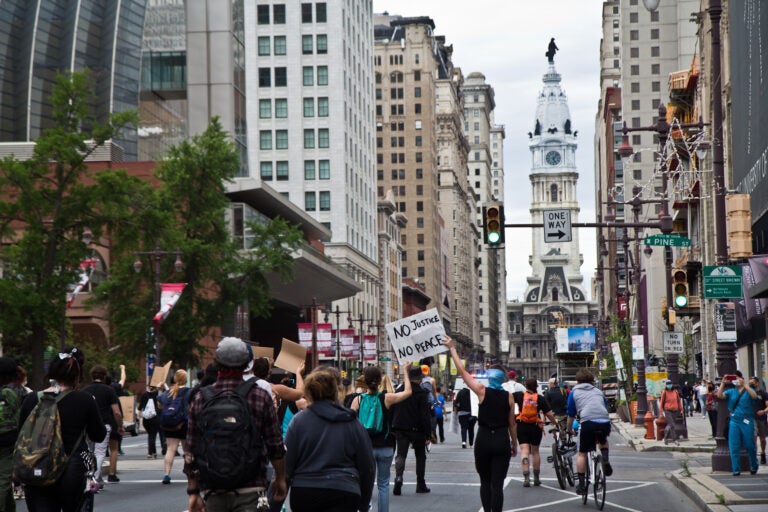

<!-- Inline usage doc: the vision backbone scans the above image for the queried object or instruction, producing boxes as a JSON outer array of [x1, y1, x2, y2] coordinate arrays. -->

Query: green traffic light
[[674, 295, 688, 308], [488, 232, 501, 244]]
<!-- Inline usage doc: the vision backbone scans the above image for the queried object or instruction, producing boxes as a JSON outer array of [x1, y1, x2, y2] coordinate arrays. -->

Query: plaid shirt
[[185, 376, 285, 488]]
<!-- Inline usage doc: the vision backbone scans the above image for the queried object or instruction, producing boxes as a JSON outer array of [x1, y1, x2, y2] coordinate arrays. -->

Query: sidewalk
[[613, 413, 768, 511]]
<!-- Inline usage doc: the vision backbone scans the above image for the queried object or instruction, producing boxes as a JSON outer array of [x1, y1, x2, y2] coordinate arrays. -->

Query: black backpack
[[193, 380, 264, 490]]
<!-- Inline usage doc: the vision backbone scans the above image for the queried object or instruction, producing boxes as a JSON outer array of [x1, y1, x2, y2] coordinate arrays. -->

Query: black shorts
[[577, 421, 611, 453], [516, 421, 543, 446]]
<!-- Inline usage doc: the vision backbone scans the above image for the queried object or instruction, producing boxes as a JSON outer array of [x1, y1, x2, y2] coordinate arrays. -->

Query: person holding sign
[[444, 336, 517, 512]]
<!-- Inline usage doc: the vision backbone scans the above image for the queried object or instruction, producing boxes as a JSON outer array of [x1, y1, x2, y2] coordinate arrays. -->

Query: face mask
[[666, 384, 673, 390], [735, 380, 743, 388]]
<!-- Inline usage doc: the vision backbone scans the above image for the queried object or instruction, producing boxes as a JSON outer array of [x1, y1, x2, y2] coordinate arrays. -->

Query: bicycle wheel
[[564, 452, 575, 486], [552, 442, 566, 489], [593, 455, 606, 510]]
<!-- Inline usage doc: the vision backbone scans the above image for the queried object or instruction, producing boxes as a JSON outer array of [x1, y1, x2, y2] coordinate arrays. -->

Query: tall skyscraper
[[508, 55, 598, 379]]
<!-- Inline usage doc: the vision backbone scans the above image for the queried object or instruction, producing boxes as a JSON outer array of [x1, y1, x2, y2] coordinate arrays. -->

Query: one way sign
[[543, 209, 572, 243]]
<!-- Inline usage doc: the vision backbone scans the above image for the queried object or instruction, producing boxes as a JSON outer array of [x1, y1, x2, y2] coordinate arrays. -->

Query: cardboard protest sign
[[150, 360, 172, 387], [385, 308, 447, 365], [274, 338, 307, 373], [252, 346, 274, 361], [119, 396, 135, 423]]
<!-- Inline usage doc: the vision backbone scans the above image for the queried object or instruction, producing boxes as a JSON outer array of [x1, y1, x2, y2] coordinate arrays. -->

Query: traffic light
[[672, 269, 689, 308], [482, 203, 505, 245]]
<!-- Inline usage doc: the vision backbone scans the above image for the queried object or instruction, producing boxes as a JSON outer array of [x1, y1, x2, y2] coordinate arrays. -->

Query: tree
[[605, 315, 633, 397], [96, 118, 303, 368], [0, 71, 141, 388]]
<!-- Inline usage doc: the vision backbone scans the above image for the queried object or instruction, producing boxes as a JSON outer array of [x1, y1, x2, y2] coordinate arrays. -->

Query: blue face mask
[[666, 384, 673, 389], [487, 369, 505, 390]]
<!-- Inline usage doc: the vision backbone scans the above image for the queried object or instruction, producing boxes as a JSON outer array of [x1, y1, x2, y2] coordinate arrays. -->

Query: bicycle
[[581, 444, 607, 510], [546, 424, 575, 489]]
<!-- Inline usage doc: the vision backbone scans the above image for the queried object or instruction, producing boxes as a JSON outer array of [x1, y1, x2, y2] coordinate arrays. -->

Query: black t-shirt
[[544, 387, 568, 416], [752, 389, 768, 416], [82, 382, 119, 428], [20, 390, 106, 453]]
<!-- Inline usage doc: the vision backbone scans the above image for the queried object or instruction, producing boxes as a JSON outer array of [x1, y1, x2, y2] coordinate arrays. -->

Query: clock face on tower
[[545, 150, 561, 166]]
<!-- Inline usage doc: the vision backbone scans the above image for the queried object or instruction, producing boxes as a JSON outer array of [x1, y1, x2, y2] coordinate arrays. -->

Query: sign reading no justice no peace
[[385, 308, 448, 365]]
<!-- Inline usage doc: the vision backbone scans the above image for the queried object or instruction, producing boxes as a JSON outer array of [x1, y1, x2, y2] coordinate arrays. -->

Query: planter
[[616, 403, 631, 423]]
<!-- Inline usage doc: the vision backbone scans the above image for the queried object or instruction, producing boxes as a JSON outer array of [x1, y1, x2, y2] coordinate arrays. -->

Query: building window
[[257, 5, 270, 24], [551, 184, 558, 202], [630, 12, 638, 23], [516, 346, 522, 358], [273, 36, 286, 55], [630, 47, 639, 58], [414, 87, 421, 97], [317, 66, 328, 85], [651, 10, 659, 22], [416, 185, 423, 195], [651, 63, 660, 74], [301, 3, 312, 22], [304, 160, 316, 180], [652, 98, 661, 109], [417, 217, 424, 228], [651, 46, 660, 57], [304, 98, 315, 117], [275, 130, 288, 150], [630, 65, 639, 76], [633, 168, 642, 180], [258, 37, 270, 55], [316, 35, 327, 54], [416, 201, 423, 212], [375, 88, 382, 100], [414, 103, 421, 114], [319, 160, 330, 179], [631, 82, 640, 93], [276, 161, 289, 180], [416, 168, 423, 179], [415, 136, 422, 147], [273, 4, 286, 23], [652, 81, 660, 92], [275, 98, 287, 118], [274, 67, 287, 86], [630, 30, 639, 41], [632, 99, 640, 110], [418, 267, 425, 277], [259, 131, 272, 150], [318, 128, 329, 148], [303, 67, 314, 86], [414, 70, 421, 81], [319, 191, 330, 211], [305, 192, 316, 211], [259, 99, 271, 118], [302, 35, 313, 54], [258, 68, 271, 87], [260, 162, 273, 180], [316, 3, 327, 22], [651, 28, 659, 39], [417, 250, 424, 261], [317, 97, 329, 117], [633, 153, 642, 163], [304, 129, 315, 149]]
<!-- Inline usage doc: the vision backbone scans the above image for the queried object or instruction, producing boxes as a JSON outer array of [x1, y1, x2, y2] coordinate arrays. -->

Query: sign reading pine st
[[385, 308, 448, 365], [543, 209, 572, 243]]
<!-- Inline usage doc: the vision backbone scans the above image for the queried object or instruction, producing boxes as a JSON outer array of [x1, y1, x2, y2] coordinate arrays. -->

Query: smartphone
[[724, 375, 737, 381]]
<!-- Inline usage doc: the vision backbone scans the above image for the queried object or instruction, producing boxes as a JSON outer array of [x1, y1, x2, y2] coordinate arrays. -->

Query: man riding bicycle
[[566, 369, 613, 496]]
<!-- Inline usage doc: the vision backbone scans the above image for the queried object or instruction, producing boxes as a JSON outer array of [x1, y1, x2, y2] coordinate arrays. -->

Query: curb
[[667, 469, 731, 512], [613, 420, 715, 453]]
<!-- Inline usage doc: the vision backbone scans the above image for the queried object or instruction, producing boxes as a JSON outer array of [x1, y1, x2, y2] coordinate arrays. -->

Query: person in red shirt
[[660, 380, 684, 446]]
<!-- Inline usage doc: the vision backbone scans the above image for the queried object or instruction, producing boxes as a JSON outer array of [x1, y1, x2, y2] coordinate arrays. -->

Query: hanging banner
[[154, 283, 187, 326], [631, 335, 644, 360], [66, 259, 98, 308], [297, 323, 333, 356], [556, 327, 596, 353], [385, 308, 447, 365], [438, 353, 447, 371], [351, 335, 361, 359], [610, 342, 623, 369], [337, 329, 355, 358], [363, 334, 377, 361]]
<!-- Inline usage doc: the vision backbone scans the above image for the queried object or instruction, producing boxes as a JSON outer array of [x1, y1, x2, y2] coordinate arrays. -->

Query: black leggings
[[459, 414, 477, 444], [25, 455, 87, 512], [474, 426, 512, 512], [394, 431, 428, 485], [290, 487, 359, 512]]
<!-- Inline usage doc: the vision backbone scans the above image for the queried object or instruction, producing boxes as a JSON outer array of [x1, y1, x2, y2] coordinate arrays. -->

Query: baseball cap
[[215, 337, 252, 368], [508, 370, 517, 379]]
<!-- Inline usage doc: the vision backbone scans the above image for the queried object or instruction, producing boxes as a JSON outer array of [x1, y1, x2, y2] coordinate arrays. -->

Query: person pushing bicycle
[[566, 369, 613, 496]]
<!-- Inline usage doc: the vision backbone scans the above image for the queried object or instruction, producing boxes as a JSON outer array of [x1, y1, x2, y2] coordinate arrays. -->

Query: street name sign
[[662, 332, 684, 354], [643, 234, 692, 247], [543, 209, 572, 243], [703, 265, 743, 299]]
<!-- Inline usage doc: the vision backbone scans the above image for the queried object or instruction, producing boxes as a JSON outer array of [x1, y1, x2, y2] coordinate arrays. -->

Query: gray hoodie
[[285, 400, 374, 507], [566, 383, 610, 423]]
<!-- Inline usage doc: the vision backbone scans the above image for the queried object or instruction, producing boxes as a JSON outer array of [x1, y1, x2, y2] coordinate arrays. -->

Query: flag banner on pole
[[297, 323, 333, 356], [153, 283, 186, 326], [339, 329, 355, 358], [66, 259, 98, 308], [363, 334, 377, 361], [298, 323, 313, 351], [351, 335, 361, 358]]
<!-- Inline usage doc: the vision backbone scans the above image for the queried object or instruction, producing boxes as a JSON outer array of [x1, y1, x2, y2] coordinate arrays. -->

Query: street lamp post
[[324, 305, 351, 370], [133, 245, 183, 362], [348, 314, 376, 376]]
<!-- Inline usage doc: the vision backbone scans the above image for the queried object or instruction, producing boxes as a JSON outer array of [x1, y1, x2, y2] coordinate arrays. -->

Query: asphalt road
[[14, 424, 700, 512]]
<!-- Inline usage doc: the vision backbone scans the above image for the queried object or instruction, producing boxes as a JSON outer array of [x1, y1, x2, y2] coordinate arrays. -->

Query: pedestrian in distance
[[350, 363, 412, 512], [82, 365, 123, 486], [390, 364, 432, 495], [717, 371, 759, 475], [705, 382, 718, 438], [454, 384, 477, 449], [567, 368, 613, 496], [696, 380, 709, 418], [659, 379, 684, 446], [502, 370, 525, 415], [681, 381, 695, 417], [158, 369, 190, 485], [185, 337, 287, 512], [749, 376, 768, 465], [445, 336, 517, 512], [17, 347, 106, 512], [434, 385, 446, 443], [285, 366, 374, 512], [517, 378, 557, 487], [138, 385, 162, 459]]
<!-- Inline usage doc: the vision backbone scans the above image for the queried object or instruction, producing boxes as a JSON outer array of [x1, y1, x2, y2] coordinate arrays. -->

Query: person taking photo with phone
[[717, 371, 759, 476]]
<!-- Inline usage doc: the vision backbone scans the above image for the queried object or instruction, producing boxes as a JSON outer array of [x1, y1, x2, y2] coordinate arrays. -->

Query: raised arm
[[384, 362, 412, 408], [118, 364, 126, 387], [443, 335, 485, 402]]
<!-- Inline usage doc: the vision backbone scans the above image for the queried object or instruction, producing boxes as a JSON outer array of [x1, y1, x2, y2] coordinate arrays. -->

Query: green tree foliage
[[0, 71, 141, 388], [96, 118, 303, 368]]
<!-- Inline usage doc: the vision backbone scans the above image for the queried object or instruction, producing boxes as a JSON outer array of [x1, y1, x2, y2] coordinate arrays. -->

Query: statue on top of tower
[[546, 38, 558, 63]]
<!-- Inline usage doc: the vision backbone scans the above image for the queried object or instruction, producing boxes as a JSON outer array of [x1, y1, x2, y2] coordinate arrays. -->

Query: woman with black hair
[[19, 347, 106, 512], [444, 336, 517, 512]]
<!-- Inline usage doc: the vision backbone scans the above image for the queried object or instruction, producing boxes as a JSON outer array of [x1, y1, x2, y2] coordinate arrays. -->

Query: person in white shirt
[[695, 381, 709, 418]]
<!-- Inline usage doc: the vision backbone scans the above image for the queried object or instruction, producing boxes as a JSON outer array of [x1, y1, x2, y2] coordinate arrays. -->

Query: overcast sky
[[372, 0, 604, 302]]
